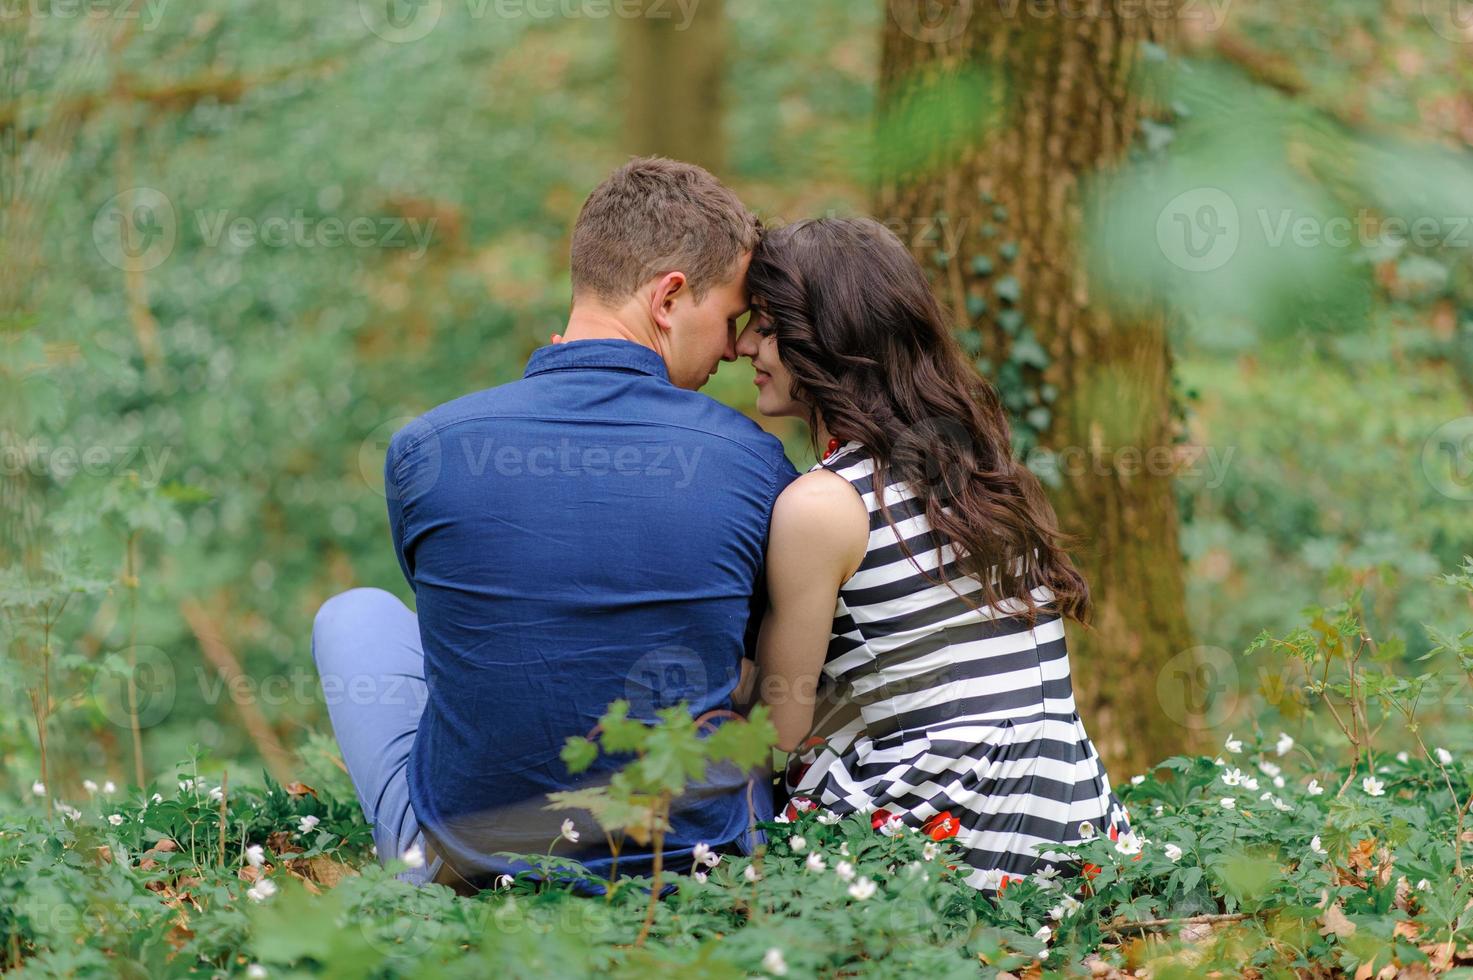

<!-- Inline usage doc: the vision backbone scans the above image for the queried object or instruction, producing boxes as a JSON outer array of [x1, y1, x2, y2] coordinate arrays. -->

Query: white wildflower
[[1310, 835, 1326, 856], [1034, 924, 1052, 942], [30, 781, 44, 797], [1257, 761, 1281, 778], [401, 843, 425, 868], [495, 874, 514, 888], [1242, 776, 1260, 792], [1306, 778, 1324, 796], [805, 852, 826, 873], [978, 868, 1006, 890], [1220, 797, 1236, 810], [834, 860, 855, 881], [107, 813, 125, 827], [1114, 832, 1143, 857], [245, 844, 265, 868], [1163, 843, 1183, 862], [692, 870, 708, 883], [102, 781, 116, 794], [83, 779, 98, 794], [788, 835, 807, 854], [560, 819, 579, 843], [1221, 767, 1243, 787], [209, 786, 224, 802], [743, 864, 761, 883], [922, 841, 938, 862], [1396, 751, 1410, 764], [297, 814, 320, 835], [246, 877, 278, 902], [1362, 776, 1385, 797], [1130, 774, 1145, 785], [1224, 733, 1243, 753], [247, 965, 267, 979], [847, 876, 877, 900], [1416, 878, 1430, 891], [762, 947, 788, 976], [1049, 895, 1082, 920], [1275, 732, 1294, 756], [816, 810, 840, 825], [1435, 747, 1453, 765], [1077, 820, 1095, 840]]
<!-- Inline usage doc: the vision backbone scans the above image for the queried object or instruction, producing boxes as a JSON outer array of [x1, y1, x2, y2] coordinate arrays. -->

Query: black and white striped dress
[[783, 441, 1132, 890]]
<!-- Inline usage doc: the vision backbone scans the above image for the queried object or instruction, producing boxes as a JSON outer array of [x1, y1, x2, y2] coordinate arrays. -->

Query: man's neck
[[557, 302, 660, 353]]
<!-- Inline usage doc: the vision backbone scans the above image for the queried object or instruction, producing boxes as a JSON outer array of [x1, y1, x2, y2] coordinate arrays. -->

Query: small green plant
[[548, 700, 775, 943]]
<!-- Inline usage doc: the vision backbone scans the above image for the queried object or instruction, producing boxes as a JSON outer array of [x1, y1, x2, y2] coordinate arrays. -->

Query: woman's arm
[[756, 469, 869, 752]]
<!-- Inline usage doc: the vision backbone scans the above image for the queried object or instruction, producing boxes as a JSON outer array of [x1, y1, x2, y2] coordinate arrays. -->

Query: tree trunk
[[877, 0, 1204, 777], [620, 0, 726, 173]]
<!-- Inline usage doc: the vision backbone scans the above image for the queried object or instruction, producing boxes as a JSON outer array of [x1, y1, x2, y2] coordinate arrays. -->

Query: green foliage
[[3, 566, 1473, 974]]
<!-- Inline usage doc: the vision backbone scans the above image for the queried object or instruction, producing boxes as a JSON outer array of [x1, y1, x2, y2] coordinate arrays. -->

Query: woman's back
[[785, 441, 1133, 891]]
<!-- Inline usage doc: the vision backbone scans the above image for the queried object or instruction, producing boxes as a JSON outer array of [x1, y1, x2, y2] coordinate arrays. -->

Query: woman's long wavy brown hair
[[747, 217, 1090, 625]]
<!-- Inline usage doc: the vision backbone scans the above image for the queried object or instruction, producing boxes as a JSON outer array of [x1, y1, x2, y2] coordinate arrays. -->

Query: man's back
[[386, 339, 797, 881]]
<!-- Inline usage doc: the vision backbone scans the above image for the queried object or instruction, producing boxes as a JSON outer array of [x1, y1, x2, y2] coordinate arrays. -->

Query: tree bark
[[877, 0, 1204, 777], [620, 0, 726, 172]]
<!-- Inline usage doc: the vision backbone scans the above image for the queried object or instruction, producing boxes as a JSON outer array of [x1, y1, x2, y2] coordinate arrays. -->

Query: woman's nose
[[734, 322, 759, 358]]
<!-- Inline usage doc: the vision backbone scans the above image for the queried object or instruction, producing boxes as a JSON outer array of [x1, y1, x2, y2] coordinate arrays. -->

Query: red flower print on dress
[[922, 811, 960, 841], [784, 797, 817, 821], [870, 808, 896, 832]]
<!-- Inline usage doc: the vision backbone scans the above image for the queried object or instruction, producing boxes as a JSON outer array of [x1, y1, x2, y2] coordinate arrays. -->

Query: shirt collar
[[523, 339, 670, 382]]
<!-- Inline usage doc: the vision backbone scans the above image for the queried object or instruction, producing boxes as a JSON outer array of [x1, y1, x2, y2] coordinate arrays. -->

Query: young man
[[312, 157, 797, 889]]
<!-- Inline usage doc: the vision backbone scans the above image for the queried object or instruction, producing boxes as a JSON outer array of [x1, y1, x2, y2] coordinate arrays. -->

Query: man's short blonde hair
[[570, 156, 760, 304]]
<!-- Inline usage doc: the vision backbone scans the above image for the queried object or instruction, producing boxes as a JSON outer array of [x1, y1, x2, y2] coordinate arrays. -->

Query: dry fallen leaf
[[284, 782, 318, 798], [1319, 902, 1357, 939], [1420, 940, 1455, 971], [307, 855, 358, 889]]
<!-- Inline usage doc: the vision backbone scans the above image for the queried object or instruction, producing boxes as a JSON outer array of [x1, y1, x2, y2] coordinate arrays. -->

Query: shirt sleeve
[[743, 444, 801, 660]]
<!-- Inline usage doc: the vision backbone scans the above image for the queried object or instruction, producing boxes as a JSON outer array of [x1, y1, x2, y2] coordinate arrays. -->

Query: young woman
[[735, 217, 1133, 891]]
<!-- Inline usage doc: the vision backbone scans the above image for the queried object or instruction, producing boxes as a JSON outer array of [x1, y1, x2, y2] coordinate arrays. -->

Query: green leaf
[[560, 736, 598, 775], [993, 275, 1021, 305]]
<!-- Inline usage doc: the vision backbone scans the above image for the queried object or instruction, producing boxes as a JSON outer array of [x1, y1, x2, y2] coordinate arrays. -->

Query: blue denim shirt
[[386, 339, 797, 884]]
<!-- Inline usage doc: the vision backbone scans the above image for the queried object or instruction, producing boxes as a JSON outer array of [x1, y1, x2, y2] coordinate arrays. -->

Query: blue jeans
[[311, 587, 440, 886]]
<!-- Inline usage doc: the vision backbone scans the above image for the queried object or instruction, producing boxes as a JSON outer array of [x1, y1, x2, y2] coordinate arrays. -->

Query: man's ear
[[648, 271, 687, 334]]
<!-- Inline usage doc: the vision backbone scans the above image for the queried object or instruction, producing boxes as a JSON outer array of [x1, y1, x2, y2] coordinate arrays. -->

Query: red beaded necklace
[[822, 437, 841, 460]]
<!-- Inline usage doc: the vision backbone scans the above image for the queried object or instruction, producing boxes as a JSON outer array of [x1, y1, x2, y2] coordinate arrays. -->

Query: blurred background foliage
[[2, 0, 1472, 798]]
